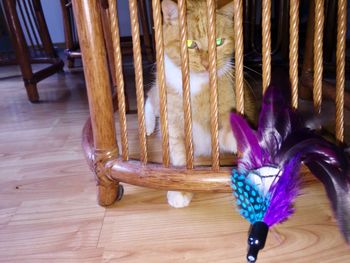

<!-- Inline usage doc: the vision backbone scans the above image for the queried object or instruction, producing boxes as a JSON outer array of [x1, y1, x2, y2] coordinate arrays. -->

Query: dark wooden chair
[[60, 0, 154, 68], [60, 0, 80, 68], [1, 0, 64, 102]]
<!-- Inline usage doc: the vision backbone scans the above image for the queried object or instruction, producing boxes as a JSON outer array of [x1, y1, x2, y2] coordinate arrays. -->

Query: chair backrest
[[76, 0, 348, 170]]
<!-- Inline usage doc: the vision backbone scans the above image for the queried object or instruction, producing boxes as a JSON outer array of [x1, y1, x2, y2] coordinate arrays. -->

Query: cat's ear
[[219, 1, 234, 19], [162, 0, 178, 24]]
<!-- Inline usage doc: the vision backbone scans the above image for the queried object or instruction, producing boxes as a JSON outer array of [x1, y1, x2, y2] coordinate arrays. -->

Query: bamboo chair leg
[[72, 0, 120, 206], [95, 160, 124, 204]]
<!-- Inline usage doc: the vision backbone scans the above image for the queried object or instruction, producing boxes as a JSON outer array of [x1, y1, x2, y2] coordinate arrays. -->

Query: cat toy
[[230, 72, 350, 262]]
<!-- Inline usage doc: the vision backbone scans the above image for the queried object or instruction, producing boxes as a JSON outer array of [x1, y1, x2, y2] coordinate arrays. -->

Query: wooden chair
[[61, 0, 154, 68], [73, 0, 347, 206], [1, 0, 64, 102]]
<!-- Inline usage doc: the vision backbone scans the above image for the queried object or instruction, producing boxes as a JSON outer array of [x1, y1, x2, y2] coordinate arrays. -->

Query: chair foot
[[116, 184, 124, 201], [97, 182, 123, 206], [25, 83, 39, 103]]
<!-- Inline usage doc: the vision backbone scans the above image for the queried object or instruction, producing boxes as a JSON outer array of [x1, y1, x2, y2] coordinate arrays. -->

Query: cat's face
[[162, 0, 234, 73]]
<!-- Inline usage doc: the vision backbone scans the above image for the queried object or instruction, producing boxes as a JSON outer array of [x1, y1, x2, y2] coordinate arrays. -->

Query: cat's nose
[[200, 52, 209, 71], [201, 59, 209, 70]]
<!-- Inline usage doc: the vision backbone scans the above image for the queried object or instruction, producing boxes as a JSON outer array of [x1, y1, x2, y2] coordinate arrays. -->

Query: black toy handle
[[246, 221, 269, 262]]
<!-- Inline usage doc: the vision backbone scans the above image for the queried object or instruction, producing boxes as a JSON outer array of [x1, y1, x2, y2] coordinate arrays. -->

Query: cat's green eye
[[187, 40, 197, 49], [216, 38, 224, 46]]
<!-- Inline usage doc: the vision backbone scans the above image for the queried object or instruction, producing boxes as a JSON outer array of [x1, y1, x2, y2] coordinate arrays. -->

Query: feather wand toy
[[230, 72, 350, 262]]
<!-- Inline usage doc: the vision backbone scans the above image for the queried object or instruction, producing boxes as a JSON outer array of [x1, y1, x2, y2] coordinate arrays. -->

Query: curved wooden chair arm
[[82, 117, 232, 193]]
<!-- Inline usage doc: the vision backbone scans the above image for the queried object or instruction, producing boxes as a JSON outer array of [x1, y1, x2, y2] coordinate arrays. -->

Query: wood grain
[[72, 0, 119, 206], [1, 63, 350, 262]]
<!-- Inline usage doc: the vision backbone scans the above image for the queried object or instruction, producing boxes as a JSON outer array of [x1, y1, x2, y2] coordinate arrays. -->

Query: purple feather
[[230, 113, 263, 170], [277, 132, 348, 175], [258, 87, 292, 141], [263, 157, 301, 226], [307, 161, 350, 243], [257, 79, 300, 162], [230, 70, 350, 262], [282, 135, 350, 243]]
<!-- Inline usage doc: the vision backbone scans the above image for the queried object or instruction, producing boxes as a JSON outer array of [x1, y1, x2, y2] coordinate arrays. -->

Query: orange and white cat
[[145, 0, 256, 208]]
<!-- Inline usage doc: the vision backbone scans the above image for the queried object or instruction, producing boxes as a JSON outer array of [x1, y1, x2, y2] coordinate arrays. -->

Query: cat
[[145, 0, 256, 208]]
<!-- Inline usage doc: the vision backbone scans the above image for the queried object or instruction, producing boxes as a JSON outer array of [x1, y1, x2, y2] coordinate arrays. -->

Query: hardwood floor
[[0, 63, 349, 263]]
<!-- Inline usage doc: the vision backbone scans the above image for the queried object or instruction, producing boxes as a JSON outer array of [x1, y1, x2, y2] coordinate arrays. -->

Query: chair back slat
[[206, 0, 220, 171], [335, 0, 347, 142], [129, 0, 148, 164], [313, 0, 325, 114], [178, 0, 194, 169], [108, 0, 129, 160], [233, 0, 245, 115], [152, 0, 170, 166], [289, 0, 300, 109], [262, 0, 272, 93]]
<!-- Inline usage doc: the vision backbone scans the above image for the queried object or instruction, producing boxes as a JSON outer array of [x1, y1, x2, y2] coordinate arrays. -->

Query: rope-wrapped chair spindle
[[129, 0, 148, 164], [178, 0, 194, 169]]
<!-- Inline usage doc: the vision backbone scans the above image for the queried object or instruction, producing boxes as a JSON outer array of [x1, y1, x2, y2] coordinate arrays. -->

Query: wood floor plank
[[0, 249, 104, 263]]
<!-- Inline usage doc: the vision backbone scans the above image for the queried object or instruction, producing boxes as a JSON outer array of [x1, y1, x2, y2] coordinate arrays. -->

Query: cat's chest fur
[[164, 54, 209, 96], [164, 54, 234, 124]]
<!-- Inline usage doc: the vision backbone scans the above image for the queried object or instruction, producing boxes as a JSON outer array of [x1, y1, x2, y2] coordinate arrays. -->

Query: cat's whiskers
[[228, 60, 263, 77], [218, 59, 235, 79], [218, 61, 259, 103], [243, 65, 262, 76]]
